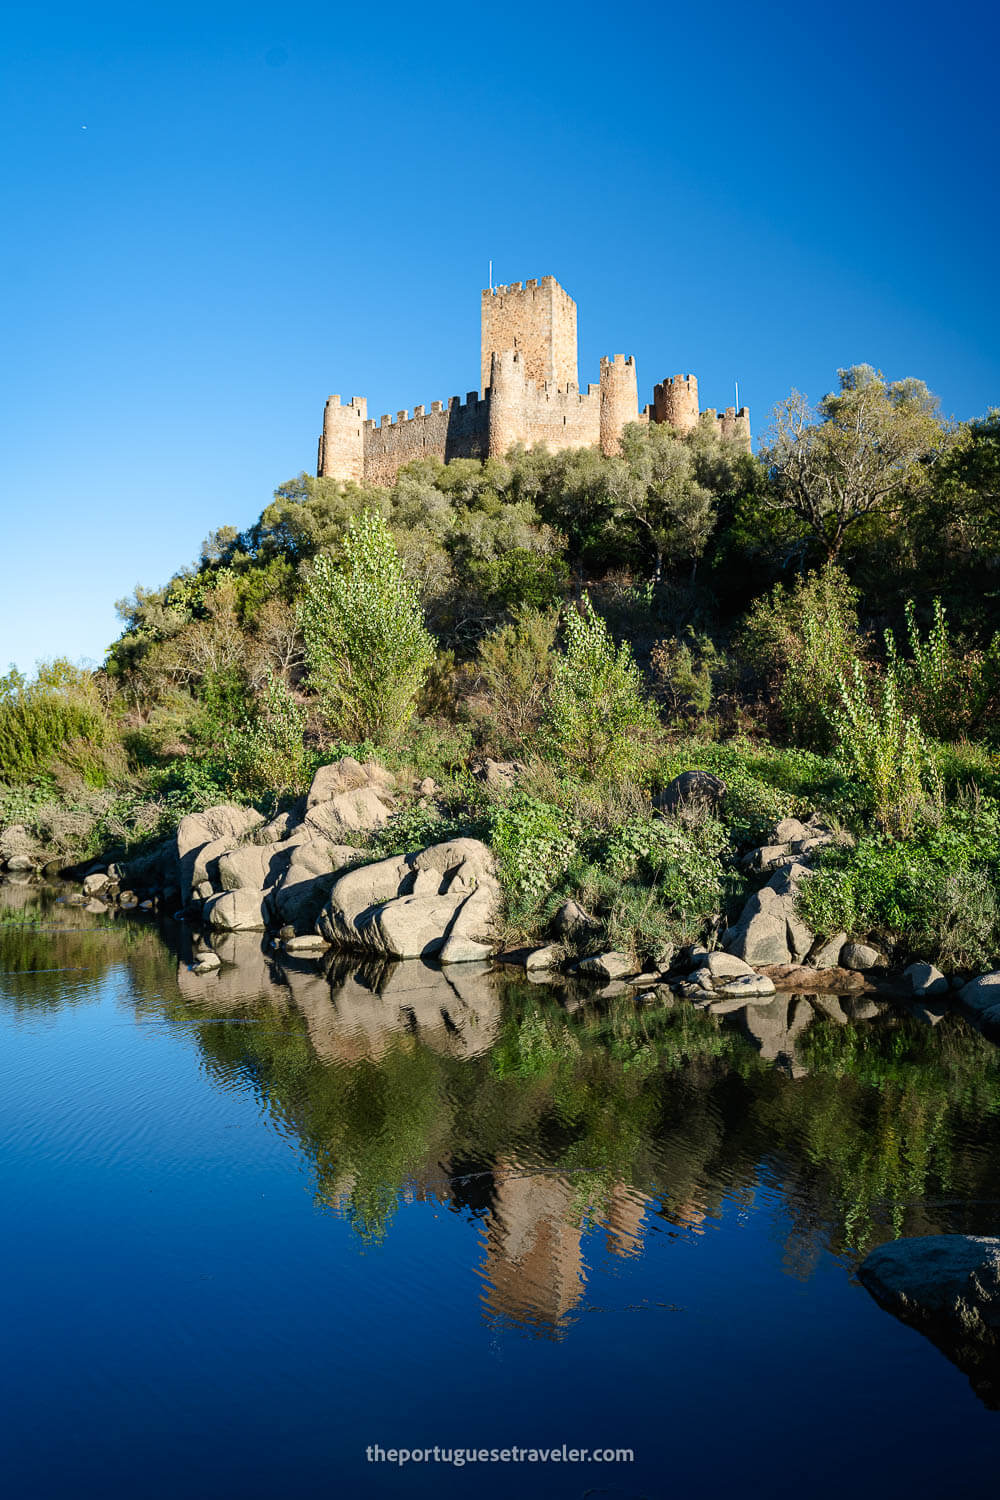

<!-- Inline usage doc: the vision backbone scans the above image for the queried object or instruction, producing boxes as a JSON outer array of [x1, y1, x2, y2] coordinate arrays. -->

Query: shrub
[[741, 565, 864, 749], [298, 510, 436, 742], [222, 672, 311, 799], [542, 597, 659, 778], [832, 660, 934, 836], [797, 799, 1000, 969], [488, 793, 582, 916], [0, 662, 112, 784], [650, 629, 723, 727], [475, 606, 558, 751], [886, 598, 1000, 743]]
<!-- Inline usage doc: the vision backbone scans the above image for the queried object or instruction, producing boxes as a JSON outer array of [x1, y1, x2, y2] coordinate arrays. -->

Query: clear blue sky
[[2, 0, 997, 673]]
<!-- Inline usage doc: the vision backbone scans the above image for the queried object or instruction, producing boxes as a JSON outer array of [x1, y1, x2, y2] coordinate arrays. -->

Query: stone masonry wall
[[481, 277, 578, 392], [361, 394, 489, 487]]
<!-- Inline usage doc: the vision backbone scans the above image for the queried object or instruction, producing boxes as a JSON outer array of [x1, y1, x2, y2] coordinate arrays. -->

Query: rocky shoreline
[[3, 756, 1000, 1046]]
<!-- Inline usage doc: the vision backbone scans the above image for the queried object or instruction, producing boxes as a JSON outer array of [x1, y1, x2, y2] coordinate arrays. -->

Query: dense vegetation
[[3, 365, 999, 971]]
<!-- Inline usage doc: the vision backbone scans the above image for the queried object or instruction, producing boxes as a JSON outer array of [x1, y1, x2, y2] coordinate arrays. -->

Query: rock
[[810, 931, 847, 969], [412, 838, 497, 882], [979, 1006, 1000, 1043], [525, 945, 560, 973], [418, 777, 436, 796], [270, 839, 359, 931], [259, 807, 304, 843], [841, 942, 881, 971], [774, 817, 810, 844], [959, 972, 1000, 1014], [0, 824, 34, 862], [217, 835, 307, 893], [574, 951, 633, 981], [282, 934, 330, 955], [553, 899, 597, 937], [654, 769, 726, 814], [176, 804, 264, 903], [82, 871, 109, 895], [202, 887, 270, 932], [904, 960, 949, 998], [191, 952, 222, 974], [6, 854, 36, 872], [859, 1236, 1000, 1334], [704, 951, 755, 979], [745, 843, 796, 875], [715, 972, 776, 1000], [476, 758, 523, 791], [304, 786, 392, 842], [306, 758, 367, 805], [315, 840, 500, 962], [723, 861, 813, 968]]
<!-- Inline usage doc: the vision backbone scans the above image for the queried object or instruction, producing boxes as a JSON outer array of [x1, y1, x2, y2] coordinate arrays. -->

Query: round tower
[[317, 394, 367, 482], [487, 349, 527, 460], [652, 374, 699, 434], [599, 354, 639, 456]]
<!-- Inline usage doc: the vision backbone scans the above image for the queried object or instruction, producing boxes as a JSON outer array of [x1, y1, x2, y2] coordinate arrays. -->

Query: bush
[[0, 662, 113, 784], [886, 598, 1000, 743], [475, 606, 558, 751], [488, 793, 582, 917], [742, 565, 864, 749], [298, 510, 436, 742], [542, 597, 659, 778], [221, 672, 311, 799], [797, 799, 1000, 969], [832, 660, 934, 836]]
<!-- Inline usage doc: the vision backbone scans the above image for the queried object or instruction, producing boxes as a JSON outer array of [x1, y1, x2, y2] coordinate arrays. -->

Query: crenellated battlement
[[316, 274, 750, 484]]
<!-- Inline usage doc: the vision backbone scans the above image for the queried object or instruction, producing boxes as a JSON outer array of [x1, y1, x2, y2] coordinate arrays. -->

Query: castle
[[317, 275, 750, 487]]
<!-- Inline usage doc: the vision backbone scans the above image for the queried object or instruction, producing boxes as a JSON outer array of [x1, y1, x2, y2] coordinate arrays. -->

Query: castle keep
[[317, 276, 750, 487]]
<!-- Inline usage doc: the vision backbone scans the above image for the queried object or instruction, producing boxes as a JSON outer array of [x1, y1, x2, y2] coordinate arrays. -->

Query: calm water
[[2, 880, 1000, 1499]]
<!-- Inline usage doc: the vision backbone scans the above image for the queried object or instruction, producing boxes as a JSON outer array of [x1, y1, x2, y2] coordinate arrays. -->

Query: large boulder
[[304, 787, 392, 842], [654, 769, 726, 815], [723, 862, 814, 967], [959, 972, 1000, 1014], [176, 804, 264, 903], [216, 833, 308, 893], [315, 839, 501, 962], [859, 1235, 1000, 1402], [202, 887, 270, 932], [270, 838, 360, 932], [904, 961, 949, 998], [860, 1235, 1000, 1330]]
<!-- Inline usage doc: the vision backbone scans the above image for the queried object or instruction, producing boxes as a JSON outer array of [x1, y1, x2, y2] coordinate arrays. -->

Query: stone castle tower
[[317, 276, 750, 486]]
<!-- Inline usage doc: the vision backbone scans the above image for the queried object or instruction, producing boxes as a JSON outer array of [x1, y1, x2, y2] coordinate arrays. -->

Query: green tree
[[543, 597, 659, 776], [298, 509, 436, 742], [761, 366, 945, 562], [614, 422, 716, 582]]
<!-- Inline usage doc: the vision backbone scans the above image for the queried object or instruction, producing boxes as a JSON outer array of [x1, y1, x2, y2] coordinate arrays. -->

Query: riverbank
[[4, 751, 999, 1049]]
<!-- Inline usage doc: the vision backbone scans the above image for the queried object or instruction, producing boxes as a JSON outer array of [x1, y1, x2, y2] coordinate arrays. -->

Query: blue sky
[[1, 0, 997, 672]]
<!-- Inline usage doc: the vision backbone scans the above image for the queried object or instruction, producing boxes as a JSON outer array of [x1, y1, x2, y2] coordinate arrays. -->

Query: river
[[2, 878, 999, 1498]]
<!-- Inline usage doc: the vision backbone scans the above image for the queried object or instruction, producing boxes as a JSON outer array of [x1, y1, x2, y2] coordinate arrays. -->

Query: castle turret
[[317, 395, 367, 483], [487, 349, 528, 460], [652, 374, 699, 434], [599, 354, 639, 456], [714, 405, 752, 451]]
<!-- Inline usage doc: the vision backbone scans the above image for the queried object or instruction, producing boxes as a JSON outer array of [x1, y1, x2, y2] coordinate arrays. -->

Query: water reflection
[[4, 878, 1000, 1401]]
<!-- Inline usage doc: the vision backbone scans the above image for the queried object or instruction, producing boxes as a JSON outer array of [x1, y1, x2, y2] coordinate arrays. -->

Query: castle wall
[[481, 276, 578, 392], [360, 392, 489, 487]]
